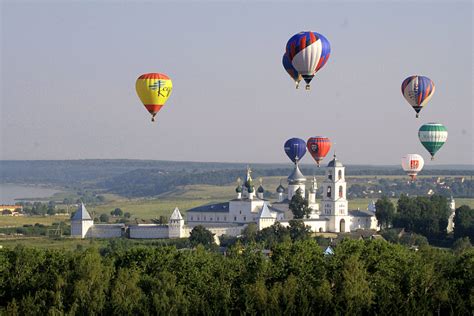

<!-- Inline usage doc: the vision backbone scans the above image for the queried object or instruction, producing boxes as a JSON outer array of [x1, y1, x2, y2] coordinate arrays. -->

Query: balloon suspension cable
[[305, 84, 311, 90]]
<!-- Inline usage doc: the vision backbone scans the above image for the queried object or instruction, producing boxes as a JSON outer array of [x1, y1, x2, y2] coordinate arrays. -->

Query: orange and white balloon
[[401, 154, 424, 180]]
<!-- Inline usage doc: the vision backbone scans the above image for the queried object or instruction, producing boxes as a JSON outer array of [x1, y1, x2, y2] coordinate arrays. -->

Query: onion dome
[[248, 184, 255, 193], [276, 184, 285, 193], [327, 154, 343, 168], [235, 185, 242, 193], [288, 163, 306, 184], [257, 185, 265, 193]]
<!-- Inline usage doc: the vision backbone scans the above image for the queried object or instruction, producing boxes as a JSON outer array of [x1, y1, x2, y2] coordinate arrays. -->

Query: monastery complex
[[71, 156, 382, 239]]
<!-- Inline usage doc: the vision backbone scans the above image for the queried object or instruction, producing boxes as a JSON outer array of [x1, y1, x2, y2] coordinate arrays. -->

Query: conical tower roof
[[288, 162, 306, 184], [71, 203, 92, 220], [170, 207, 183, 220], [258, 203, 274, 219]]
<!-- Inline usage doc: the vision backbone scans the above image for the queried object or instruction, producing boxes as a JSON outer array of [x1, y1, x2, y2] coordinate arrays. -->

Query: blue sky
[[1, 1, 472, 165]]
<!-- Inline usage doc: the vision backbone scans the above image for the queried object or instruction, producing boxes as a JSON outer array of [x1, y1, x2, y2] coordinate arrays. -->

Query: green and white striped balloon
[[418, 123, 448, 160]]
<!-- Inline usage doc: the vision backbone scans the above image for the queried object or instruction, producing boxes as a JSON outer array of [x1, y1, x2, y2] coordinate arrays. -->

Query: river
[[0, 183, 61, 204]]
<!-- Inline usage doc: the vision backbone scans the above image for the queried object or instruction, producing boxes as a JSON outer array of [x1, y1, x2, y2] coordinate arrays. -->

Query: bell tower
[[321, 155, 349, 232]]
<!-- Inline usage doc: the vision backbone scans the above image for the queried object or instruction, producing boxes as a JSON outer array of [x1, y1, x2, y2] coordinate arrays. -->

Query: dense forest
[[1, 238, 473, 315]]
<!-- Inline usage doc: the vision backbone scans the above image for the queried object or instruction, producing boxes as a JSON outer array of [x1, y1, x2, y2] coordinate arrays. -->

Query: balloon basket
[[151, 117, 156, 122], [416, 114, 419, 118], [305, 84, 310, 90]]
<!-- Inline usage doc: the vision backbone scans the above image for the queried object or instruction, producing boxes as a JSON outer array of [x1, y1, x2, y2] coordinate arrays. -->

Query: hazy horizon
[[1, 1, 472, 166]]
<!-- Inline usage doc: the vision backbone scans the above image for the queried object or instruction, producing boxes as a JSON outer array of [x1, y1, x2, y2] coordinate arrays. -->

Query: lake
[[0, 183, 60, 204]]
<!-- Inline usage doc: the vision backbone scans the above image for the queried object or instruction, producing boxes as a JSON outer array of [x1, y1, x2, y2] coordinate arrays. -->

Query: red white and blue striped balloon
[[401, 75, 435, 118], [285, 31, 331, 90]]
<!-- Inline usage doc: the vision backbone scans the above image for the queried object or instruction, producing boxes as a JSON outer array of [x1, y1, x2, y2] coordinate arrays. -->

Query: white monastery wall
[[129, 225, 169, 239], [87, 224, 124, 238]]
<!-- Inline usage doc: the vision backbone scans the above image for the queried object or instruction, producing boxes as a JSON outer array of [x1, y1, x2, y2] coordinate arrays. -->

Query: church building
[[187, 155, 379, 233]]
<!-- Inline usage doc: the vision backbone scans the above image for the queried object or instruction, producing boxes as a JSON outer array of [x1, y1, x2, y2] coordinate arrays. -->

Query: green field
[[0, 215, 70, 227], [3, 179, 473, 229]]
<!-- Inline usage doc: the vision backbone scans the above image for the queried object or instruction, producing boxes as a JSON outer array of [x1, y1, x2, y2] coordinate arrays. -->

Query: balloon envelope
[[282, 53, 302, 87], [136, 73, 173, 121], [284, 138, 307, 163], [401, 75, 435, 118], [285, 31, 331, 88], [401, 154, 424, 180], [307, 136, 332, 167], [418, 123, 448, 159]]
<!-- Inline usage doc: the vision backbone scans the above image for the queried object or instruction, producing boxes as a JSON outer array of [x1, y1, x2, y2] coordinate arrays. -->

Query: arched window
[[339, 186, 343, 198], [338, 170, 342, 180], [327, 186, 332, 198]]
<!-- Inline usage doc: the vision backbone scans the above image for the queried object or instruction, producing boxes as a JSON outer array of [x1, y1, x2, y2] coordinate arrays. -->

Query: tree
[[288, 220, 311, 241], [394, 194, 450, 239], [241, 223, 258, 244], [336, 255, 373, 315], [110, 268, 145, 314], [256, 223, 291, 248], [453, 205, 474, 240], [99, 214, 109, 223], [452, 237, 472, 255], [289, 189, 312, 219], [375, 196, 395, 229], [189, 225, 215, 248], [124, 212, 131, 219], [111, 208, 123, 217]]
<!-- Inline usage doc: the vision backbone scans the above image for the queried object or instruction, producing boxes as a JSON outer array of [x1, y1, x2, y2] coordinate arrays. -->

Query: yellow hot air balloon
[[135, 73, 173, 122]]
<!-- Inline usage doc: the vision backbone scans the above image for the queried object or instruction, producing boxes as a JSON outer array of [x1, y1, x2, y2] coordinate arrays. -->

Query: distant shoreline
[[0, 183, 62, 204]]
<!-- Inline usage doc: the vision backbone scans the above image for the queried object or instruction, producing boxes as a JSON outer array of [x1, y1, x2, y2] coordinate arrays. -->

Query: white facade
[[447, 197, 456, 233]]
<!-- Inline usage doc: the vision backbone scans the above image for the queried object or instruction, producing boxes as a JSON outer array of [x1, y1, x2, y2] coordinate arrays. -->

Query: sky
[[1, 0, 472, 165]]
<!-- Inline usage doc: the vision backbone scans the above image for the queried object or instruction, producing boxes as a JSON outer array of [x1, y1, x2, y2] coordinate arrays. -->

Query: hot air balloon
[[282, 53, 302, 89], [307, 136, 332, 167], [284, 138, 306, 163], [418, 123, 448, 160], [285, 31, 331, 90], [401, 75, 435, 118], [135, 73, 173, 122], [401, 154, 424, 180]]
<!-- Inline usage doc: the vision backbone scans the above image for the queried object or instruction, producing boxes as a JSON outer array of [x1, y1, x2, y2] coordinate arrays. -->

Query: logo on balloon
[[410, 160, 419, 169], [149, 80, 172, 97], [311, 144, 318, 151]]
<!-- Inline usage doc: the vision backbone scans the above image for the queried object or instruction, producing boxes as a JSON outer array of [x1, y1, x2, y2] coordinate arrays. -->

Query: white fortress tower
[[321, 155, 351, 232], [71, 203, 94, 238], [168, 207, 185, 238]]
